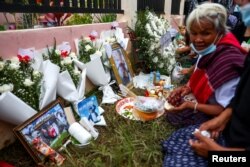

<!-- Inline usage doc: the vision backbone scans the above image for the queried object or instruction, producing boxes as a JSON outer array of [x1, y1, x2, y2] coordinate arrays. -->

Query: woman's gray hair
[[186, 3, 229, 34]]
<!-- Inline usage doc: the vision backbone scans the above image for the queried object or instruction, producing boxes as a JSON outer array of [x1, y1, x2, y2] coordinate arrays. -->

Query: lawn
[[0, 88, 176, 167]]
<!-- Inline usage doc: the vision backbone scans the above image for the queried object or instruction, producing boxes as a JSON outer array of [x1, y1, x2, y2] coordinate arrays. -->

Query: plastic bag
[[134, 96, 164, 113], [171, 62, 184, 82]]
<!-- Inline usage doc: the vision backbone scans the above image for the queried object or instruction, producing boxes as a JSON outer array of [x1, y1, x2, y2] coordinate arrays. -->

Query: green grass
[[0, 89, 176, 167]]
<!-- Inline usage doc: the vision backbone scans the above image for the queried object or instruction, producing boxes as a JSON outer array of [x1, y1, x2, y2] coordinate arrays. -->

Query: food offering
[[146, 86, 164, 98], [115, 97, 139, 120]]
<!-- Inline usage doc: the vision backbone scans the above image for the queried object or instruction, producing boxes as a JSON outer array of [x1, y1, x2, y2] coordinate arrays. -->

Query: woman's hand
[[199, 117, 226, 139], [189, 132, 224, 157], [167, 101, 194, 112], [199, 108, 232, 139], [167, 85, 191, 107]]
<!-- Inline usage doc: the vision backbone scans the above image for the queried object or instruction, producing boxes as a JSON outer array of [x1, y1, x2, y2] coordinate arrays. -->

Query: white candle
[[68, 122, 92, 144]]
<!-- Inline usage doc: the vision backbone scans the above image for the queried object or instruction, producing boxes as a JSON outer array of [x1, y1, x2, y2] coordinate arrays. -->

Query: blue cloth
[[162, 124, 226, 167]]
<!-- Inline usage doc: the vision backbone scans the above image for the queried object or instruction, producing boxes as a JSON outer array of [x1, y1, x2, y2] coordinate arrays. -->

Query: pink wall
[[0, 21, 128, 58]]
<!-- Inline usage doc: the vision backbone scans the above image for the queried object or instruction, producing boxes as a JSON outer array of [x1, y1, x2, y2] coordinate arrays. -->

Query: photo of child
[[112, 48, 131, 85], [77, 96, 101, 125], [20, 103, 70, 149]]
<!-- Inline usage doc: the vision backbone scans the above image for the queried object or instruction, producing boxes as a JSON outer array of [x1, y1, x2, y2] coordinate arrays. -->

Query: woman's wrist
[[182, 85, 191, 94], [194, 102, 198, 113]]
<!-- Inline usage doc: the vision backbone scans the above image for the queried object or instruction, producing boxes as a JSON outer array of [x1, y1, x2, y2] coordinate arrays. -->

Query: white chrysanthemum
[[155, 41, 161, 48], [9, 62, 20, 70], [168, 65, 173, 73], [158, 63, 164, 68], [62, 57, 72, 65], [153, 31, 161, 39], [145, 24, 153, 36], [24, 78, 34, 87], [84, 37, 91, 42], [152, 57, 158, 63], [73, 69, 81, 75], [147, 12, 154, 20], [55, 49, 61, 55], [170, 58, 176, 65], [69, 52, 77, 59], [85, 45, 92, 52], [0, 84, 14, 93], [162, 52, 168, 59], [149, 45, 155, 51], [33, 70, 41, 77], [0, 61, 5, 71], [150, 20, 158, 31]]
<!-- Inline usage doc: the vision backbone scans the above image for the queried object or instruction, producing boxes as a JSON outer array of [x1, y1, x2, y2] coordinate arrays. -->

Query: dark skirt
[[166, 109, 211, 127], [162, 124, 226, 167]]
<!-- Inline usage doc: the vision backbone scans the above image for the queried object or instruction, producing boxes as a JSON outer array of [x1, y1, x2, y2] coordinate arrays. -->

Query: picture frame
[[110, 43, 134, 88], [13, 98, 70, 164], [77, 95, 101, 125]]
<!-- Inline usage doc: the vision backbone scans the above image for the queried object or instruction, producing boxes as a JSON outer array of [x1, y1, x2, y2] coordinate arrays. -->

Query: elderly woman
[[165, 2, 246, 127], [162, 1, 250, 166]]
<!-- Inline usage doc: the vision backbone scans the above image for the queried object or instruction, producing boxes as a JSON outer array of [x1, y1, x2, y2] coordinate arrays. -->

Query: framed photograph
[[13, 98, 70, 164], [77, 96, 101, 124], [110, 43, 134, 88]]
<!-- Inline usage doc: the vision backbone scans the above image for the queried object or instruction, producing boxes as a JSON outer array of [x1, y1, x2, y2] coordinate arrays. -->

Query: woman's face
[[189, 20, 218, 51]]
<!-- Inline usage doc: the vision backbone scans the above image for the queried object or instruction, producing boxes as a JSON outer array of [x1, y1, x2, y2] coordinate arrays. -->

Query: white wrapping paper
[[39, 60, 60, 109], [98, 80, 121, 104], [0, 92, 37, 125], [100, 27, 129, 50], [57, 67, 86, 103], [74, 56, 111, 86], [57, 71, 79, 102], [18, 47, 35, 59]]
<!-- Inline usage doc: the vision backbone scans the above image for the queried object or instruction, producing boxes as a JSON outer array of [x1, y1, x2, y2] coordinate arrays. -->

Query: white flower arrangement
[[42, 39, 80, 87], [0, 84, 13, 93], [135, 10, 177, 75], [0, 56, 43, 110], [78, 34, 97, 63]]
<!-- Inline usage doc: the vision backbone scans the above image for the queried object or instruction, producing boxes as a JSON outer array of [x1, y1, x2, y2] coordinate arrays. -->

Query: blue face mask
[[234, 5, 240, 12], [240, 4, 250, 26], [190, 43, 216, 56]]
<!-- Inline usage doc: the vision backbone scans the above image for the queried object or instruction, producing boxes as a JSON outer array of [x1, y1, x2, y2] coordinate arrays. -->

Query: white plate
[[116, 97, 165, 121], [116, 97, 139, 120]]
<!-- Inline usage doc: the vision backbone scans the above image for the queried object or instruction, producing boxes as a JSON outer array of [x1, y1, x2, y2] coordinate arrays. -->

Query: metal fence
[[0, 0, 123, 13], [137, 0, 165, 14]]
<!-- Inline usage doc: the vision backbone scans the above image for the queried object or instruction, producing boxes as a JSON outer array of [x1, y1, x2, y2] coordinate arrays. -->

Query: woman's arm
[[199, 108, 232, 138], [173, 101, 224, 116]]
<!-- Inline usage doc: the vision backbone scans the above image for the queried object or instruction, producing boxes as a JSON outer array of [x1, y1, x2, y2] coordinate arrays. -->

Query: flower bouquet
[[74, 31, 111, 86], [134, 9, 177, 75], [100, 21, 129, 50], [43, 39, 85, 103], [0, 52, 42, 124]]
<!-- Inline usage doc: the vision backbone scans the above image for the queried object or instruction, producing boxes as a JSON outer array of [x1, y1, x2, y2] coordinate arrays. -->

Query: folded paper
[[0, 92, 37, 125], [39, 60, 60, 110]]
